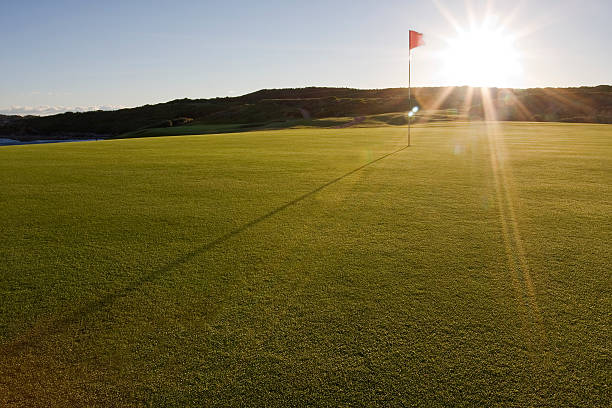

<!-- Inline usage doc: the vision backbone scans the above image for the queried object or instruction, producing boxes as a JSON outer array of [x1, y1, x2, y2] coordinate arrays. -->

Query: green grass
[[0, 122, 610, 406], [117, 111, 457, 139], [119, 123, 252, 138], [117, 117, 358, 139]]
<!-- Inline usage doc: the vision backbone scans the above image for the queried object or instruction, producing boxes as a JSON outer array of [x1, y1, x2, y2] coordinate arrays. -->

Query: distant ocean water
[[0, 138, 100, 146]]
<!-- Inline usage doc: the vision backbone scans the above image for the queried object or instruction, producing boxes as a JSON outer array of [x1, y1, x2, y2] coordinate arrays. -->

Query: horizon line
[[2, 83, 610, 117]]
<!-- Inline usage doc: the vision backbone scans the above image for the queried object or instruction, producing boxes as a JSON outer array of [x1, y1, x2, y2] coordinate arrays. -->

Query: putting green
[[0, 123, 609, 406]]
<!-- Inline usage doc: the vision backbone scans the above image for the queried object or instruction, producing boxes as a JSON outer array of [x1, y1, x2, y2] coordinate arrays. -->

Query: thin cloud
[[0, 105, 124, 116]]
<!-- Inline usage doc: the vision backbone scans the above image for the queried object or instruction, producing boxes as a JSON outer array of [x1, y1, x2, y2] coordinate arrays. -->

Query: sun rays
[[409, 1, 587, 123], [432, 0, 524, 89], [440, 18, 522, 88]]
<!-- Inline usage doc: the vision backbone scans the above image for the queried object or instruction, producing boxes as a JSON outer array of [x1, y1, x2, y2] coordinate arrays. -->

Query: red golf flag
[[409, 30, 425, 50]]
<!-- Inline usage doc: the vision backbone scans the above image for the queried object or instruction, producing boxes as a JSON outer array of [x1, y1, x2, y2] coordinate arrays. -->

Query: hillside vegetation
[[1, 86, 611, 140]]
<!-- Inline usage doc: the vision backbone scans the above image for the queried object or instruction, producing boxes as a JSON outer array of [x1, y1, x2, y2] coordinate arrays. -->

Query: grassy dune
[[0, 123, 610, 406], [117, 112, 416, 139]]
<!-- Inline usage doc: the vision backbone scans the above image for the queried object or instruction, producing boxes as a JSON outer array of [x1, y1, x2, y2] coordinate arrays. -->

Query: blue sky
[[1, 0, 610, 115]]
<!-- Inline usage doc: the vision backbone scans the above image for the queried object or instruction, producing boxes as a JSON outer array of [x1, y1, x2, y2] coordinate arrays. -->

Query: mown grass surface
[[0, 123, 610, 406], [118, 111, 456, 140]]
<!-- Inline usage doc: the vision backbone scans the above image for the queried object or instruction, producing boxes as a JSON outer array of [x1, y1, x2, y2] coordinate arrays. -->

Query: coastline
[[0, 137, 103, 146]]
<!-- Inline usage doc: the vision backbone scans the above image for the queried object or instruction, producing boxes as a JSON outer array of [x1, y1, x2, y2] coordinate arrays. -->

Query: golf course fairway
[[1, 122, 609, 406]]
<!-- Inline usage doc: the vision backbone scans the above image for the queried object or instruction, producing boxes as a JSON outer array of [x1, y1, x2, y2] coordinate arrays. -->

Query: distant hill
[[1, 85, 611, 141], [0, 114, 26, 126]]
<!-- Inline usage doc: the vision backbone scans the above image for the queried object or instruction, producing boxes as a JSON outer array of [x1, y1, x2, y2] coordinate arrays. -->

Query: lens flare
[[440, 16, 523, 88]]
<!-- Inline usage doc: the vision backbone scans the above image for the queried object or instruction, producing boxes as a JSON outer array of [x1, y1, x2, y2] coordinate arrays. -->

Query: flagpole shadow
[[2, 144, 408, 356]]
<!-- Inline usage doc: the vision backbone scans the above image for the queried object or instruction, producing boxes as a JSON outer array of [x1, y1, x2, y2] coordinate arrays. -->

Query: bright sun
[[441, 19, 522, 88]]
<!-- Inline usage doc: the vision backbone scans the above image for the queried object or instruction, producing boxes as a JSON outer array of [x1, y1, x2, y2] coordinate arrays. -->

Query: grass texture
[[0, 122, 610, 406]]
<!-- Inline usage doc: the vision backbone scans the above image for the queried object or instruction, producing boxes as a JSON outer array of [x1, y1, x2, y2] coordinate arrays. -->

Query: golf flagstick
[[408, 30, 424, 146], [408, 47, 412, 146]]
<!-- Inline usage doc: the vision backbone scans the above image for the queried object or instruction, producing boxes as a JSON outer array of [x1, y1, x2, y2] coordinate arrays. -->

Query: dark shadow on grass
[[2, 144, 408, 356], [117, 118, 364, 139]]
